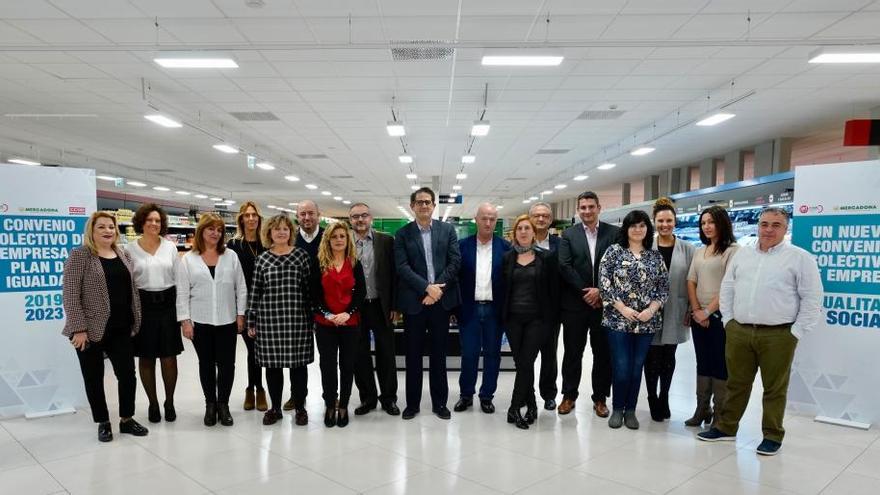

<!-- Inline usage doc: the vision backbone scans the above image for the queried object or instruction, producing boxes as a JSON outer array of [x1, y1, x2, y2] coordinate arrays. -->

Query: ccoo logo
[[799, 204, 824, 214]]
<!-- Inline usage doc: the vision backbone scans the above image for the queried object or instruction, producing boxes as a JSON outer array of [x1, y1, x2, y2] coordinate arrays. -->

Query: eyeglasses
[[349, 213, 371, 220], [413, 200, 433, 206]]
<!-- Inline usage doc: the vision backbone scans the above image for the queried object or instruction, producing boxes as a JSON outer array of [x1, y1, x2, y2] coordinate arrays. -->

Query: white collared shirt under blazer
[[176, 250, 247, 326], [719, 241, 822, 340]]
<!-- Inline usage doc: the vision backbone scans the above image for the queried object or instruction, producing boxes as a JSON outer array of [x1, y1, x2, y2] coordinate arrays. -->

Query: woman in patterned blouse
[[599, 210, 669, 430]]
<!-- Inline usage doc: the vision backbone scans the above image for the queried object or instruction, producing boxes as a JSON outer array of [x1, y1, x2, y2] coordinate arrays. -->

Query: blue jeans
[[458, 303, 504, 400], [607, 329, 654, 411]]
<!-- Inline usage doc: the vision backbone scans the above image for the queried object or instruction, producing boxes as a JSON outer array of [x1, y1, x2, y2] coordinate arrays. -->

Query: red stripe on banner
[[843, 119, 879, 146]]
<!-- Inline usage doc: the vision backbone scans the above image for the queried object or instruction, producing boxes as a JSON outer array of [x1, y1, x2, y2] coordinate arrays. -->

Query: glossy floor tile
[[1, 340, 876, 494]]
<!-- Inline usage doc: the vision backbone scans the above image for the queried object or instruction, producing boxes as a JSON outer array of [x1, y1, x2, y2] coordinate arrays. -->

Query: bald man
[[454, 203, 510, 413], [295, 200, 323, 261]]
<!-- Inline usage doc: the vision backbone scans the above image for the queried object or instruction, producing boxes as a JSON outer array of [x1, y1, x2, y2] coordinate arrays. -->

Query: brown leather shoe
[[295, 408, 308, 426], [557, 398, 575, 415], [593, 400, 610, 418]]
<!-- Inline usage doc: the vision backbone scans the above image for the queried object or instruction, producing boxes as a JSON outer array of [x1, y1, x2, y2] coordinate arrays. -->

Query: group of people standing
[[63, 186, 821, 456]]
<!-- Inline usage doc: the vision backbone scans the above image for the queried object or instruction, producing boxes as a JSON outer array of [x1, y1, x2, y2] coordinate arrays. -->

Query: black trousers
[[692, 314, 728, 380], [267, 366, 307, 411], [403, 304, 450, 411], [507, 315, 546, 409], [644, 344, 678, 399], [240, 331, 262, 390], [560, 309, 612, 403], [538, 318, 561, 400], [75, 326, 137, 423], [192, 322, 237, 404], [354, 299, 398, 406], [315, 324, 360, 408]]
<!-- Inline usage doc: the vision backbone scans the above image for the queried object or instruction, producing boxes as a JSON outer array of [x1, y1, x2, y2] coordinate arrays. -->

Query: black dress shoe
[[544, 399, 556, 411], [164, 401, 176, 422], [453, 398, 473, 412], [382, 402, 401, 416], [147, 403, 161, 423], [119, 419, 149, 436], [525, 405, 538, 425], [324, 406, 337, 427], [507, 407, 529, 430], [402, 407, 419, 420], [217, 403, 234, 426], [204, 402, 217, 427], [479, 399, 495, 414], [337, 408, 349, 428], [433, 406, 452, 420], [98, 422, 113, 442], [354, 403, 377, 416]]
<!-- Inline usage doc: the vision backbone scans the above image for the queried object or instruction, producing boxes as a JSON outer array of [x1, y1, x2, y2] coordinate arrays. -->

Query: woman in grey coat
[[645, 198, 695, 422]]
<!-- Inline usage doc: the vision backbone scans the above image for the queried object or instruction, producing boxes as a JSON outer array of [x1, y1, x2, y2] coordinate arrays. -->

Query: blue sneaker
[[697, 427, 736, 442], [756, 438, 782, 456]]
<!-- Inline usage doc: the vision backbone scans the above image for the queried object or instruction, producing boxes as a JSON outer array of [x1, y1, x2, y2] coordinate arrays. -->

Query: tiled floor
[[1, 341, 877, 495]]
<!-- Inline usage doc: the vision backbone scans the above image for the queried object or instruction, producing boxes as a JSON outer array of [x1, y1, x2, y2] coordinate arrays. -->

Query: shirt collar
[[418, 221, 432, 233], [357, 229, 374, 242], [583, 222, 598, 235], [757, 240, 787, 254]]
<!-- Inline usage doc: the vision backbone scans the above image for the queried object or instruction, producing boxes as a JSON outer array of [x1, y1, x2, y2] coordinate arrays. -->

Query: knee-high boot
[[684, 376, 713, 427]]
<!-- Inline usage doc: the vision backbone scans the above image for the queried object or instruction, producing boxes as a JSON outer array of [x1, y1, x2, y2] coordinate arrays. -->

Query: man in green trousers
[[697, 207, 822, 456]]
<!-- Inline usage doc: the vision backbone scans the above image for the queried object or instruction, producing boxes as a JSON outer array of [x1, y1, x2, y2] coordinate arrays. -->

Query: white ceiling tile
[[558, 76, 621, 90], [32, 64, 110, 79], [10, 19, 108, 43], [701, 0, 791, 14], [305, 16, 386, 43], [194, 91, 255, 103], [382, 16, 457, 40], [503, 77, 566, 90], [600, 15, 691, 40], [749, 57, 812, 75], [128, 0, 225, 18], [333, 61, 395, 77], [232, 18, 316, 43], [459, 16, 534, 41], [614, 75, 680, 89], [83, 19, 178, 43], [569, 59, 641, 76], [250, 91, 305, 103], [285, 0, 379, 17], [712, 46, 788, 59], [673, 14, 751, 39], [585, 46, 655, 59], [528, 15, 614, 41], [691, 58, 764, 75], [230, 78, 291, 92], [393, 60, 453, 77], [159, 19, 248, 43], [0, 1, 66, 18], [782, 0, 873, 12], [620, 0, 713, 14], [395, 77, 451, 90], [48, 0, 147, 18], [666, 74, 736, 89], [272, 61, 337, 78], [648, 47, 720, 59], [0, 22, 45, 44], [68, 51, 145, 64], [630, 58, 705, 76], [230, 61, 279, 78], [177, 78, 241, 92], [813, 11, 880, 38], [748, 12, 851, 38]]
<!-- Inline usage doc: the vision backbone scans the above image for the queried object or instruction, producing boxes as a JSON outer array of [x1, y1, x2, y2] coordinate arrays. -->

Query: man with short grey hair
[[698, 207, 822, 456]]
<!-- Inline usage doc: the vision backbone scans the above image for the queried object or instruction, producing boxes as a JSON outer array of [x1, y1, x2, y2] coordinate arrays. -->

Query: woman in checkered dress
[[247, 213, 315, 426]]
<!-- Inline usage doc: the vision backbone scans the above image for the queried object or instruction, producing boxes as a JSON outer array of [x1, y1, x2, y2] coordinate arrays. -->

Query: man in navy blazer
[[530, 202, 562, 410], [454, 203, 510, 414], [394, 187, 461, 420]]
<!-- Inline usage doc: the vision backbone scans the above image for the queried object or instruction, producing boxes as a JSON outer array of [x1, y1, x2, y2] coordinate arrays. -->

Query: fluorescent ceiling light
[[410, 185, 419, 190], [554, 184, 567, 189], [154, 56, 238, 69], [456, 173, 467, 180], [573, 175, 588, 181], [386, 121, 406, 137], [284, 175, 300, 182], [8, 158, 41, 166], [597, 163, 616, 170], [333, 196, 343, 201], [153, 186, 170, 191], [144, 114, 182, 128], [542, 190, 553, 195], [305, 184, 318, 190], [461, 155, 476, 164], [194, 194, 208, 199], [470, 120, 491, 137], [127, 180, 147, 187], [96, 175, 119, 181], [224, 199, 236, 204], [696, 113, 736, 127], [481, 55, 564, 66], [528, 196, 538, 201], [210, 197, 223, 201], [398, 154, 413, 164], [175, 190, 190, 195], [497, 205, 504, 209], [213, 143, 239, 154], [267, 205, 277, 209], [522, 199, 531, 204], [255, 161, 275, 170], [321, 191, 331, 196], [406, 173, 418, 179], [630, 147, 655, 156], [809, 48, 880, 64], [288, 202, 299, 206], [342, 200, 351, 205], [450, 192, 458, 197], [452, 185, 462, 190]]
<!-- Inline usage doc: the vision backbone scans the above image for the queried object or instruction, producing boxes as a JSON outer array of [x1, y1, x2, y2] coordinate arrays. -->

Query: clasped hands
[[616, 302, 655, 323], [422, 283, 446, 306]]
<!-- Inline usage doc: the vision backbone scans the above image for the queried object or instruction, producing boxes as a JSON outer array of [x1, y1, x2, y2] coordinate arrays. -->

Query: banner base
[[814, 415, 871, 430], [25, 407, 77, 420]]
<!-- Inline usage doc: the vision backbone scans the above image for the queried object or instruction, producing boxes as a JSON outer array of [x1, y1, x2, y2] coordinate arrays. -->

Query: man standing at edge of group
[[697, 207, 822, 456], [557, 191, 619, 417], [529, 201, 562, 410], [394, 187, 461, 420], [455, 203, 510, 414], [348, 202, 401, 416]]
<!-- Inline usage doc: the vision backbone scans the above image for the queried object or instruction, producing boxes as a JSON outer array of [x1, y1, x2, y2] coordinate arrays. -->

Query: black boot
[[204, 402, 217, 426], [217, 403, 233, 426], [524, 399, 538, 425], [659, 347, 676, 420], [644, 347, 663, 422], [507, 406, 529, 430]]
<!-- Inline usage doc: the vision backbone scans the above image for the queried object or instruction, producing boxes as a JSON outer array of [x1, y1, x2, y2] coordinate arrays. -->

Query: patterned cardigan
[[62, 245, 142, 342]]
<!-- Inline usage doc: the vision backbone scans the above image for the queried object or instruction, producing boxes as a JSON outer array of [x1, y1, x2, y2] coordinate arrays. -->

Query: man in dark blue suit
[[454, 203, 510, 414], [530, 202, 562, 410], [394, 187, 461, 420]]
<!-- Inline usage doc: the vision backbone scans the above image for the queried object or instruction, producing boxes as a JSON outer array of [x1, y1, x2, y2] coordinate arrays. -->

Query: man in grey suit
[[394, 187, 461, 420], [349, 202, 400, 417], [557, 191, 619, 417]]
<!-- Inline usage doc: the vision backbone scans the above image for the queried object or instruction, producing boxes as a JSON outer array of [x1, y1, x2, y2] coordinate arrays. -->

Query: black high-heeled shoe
[[147, 403, 161, 423], [337, 407, 349, 428], [507, 407, 529, 430], [204, 402, 217, 427], [164, 401, 176, 422], [324, 406, 337, 428], [217, 403, 234, 426], [525, 405, 538, 425]]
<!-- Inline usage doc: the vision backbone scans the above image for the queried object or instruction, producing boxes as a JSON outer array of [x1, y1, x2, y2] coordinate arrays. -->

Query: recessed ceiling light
[[255, 161, 275, 170], [153, 186, 170, 191], [542, 190, 553, 195], [398, 154, 413, 164], [194, 194, 208, 199], [386, 121, 406, 137], [497, 205, 504, 209], [288, 202, 299, 206], [267, 205, 277, 209], [410, 185, 419, 190], [96, 175, 119, 181], [224, 199, 236, 204], [470, 120, 491, 137], [456, 173, 467, 180], [529, 196, 538, 201], [210, 197, 223, 201], [808, 48, 880, 64], [481, 55, 564, 66], [630, 147, 655, 156], [522, 199, 531, 204], [461, 155, 476, 164], [305, 184, 318, 190], [284, 175, 300, 182], [8, 158, 41, 166], [154, 55, 238, 69], [342, 200, 351, 205], [452, 185, 462, 190], [696, 113, 736, 126], [144, 114, 182, 128], [406, 173, 418, 179], [175, 190, 190, 195], [127, 180, 147, 187], [333, 196, 342, 201], [554, 184, 567, 189], [573, 175, 588, 181], [597, 163, 617, 170], [321, 191, 331, 196], [213, 143, 239, 154]]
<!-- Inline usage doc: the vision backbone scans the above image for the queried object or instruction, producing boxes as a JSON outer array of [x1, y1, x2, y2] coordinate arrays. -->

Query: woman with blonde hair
[[63, 211, 148, 442], [248, 214, 314, 426], [500, 215, 559, 429], [311, 222, 365, 428], [177, 213, 247, 427]]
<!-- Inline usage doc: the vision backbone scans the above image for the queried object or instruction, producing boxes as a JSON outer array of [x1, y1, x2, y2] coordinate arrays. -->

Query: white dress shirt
[[583, 223, 598, 266], [300, 227, 320, 244], [536, 235, 550, 251], [474, 238, 493, 301], [126, 238, 179, 291], [720, 241, 822, 339], [176, 250, 247, 326]]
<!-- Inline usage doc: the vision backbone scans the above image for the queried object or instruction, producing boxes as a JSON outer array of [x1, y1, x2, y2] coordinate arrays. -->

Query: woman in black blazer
[[501, 215, 560, 429]]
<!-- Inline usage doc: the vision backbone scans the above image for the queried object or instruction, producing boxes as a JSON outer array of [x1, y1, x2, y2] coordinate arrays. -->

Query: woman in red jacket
[[311, 222, 365, 428]]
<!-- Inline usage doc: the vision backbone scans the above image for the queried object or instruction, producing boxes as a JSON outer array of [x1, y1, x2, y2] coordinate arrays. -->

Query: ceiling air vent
[[352, 189, 370, 193], [576, 110, 626, 120], [330, 175, 354, 179], [536, 149, 571, 155], [296, 154, 329, 159], [391, 40, 455, 61], [229, 111, 280, 122]]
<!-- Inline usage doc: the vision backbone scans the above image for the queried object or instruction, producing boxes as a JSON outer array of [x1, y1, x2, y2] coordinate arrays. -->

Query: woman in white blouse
[[127, 204, 183, 424], [177, 213, 247, 427]]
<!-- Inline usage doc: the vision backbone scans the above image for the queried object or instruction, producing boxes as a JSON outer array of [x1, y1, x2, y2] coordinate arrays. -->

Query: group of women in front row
[[63, 197, 738, 441]]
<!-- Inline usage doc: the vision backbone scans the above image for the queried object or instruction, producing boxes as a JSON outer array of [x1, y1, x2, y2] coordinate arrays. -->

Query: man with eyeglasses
[[529, 202, 563, 410], [394, 187, 461, 420], [348, 203, 400, 416]]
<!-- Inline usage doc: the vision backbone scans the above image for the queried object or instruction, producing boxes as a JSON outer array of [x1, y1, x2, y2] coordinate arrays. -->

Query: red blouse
[[315, 258, 360, 327]]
